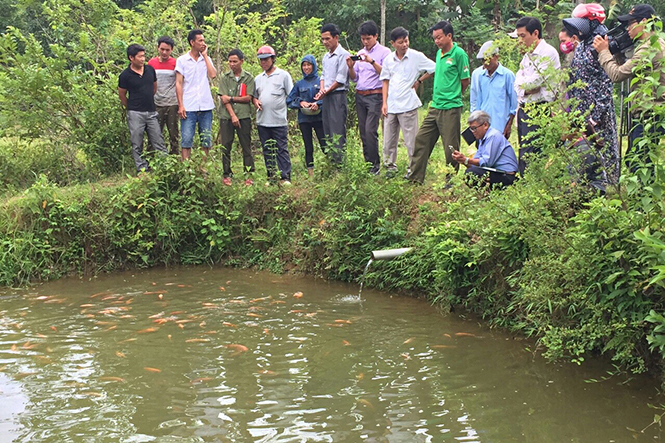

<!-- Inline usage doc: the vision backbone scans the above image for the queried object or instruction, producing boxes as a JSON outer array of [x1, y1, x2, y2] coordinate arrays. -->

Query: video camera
[[606, 24, 635, 55]]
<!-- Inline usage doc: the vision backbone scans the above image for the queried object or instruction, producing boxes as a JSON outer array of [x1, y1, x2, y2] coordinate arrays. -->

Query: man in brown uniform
[[593, 4, 665, 171]]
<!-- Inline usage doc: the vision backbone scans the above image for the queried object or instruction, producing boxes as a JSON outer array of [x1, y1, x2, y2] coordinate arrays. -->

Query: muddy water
[[0, 267, 662, 442]]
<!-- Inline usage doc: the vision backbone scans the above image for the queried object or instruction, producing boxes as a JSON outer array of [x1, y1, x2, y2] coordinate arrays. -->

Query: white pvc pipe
[[370, 248, 413, 261]]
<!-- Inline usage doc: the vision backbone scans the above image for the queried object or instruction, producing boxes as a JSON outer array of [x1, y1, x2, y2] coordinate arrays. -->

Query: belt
[[327, 89, 347, 95], [356, 88, 382, 96]]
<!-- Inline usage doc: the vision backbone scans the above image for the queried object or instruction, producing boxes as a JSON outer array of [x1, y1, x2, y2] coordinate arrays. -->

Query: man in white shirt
[[514, 17, 561, 175], [380, 27, 436, 177], [175, 29, 217, 160], [314, 23, 350, 165]]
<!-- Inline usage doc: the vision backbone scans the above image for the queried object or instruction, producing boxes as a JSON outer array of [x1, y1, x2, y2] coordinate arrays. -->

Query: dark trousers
[[465, 166, 516, 189], [258, 125, 291, 180], [322, 91, 347, 164], [299, 121, 325, 169], [355, 93, 382, 170], [220, 118, 254, 177], [517, 106, 542, 176], [157, 105, 179, 155], [627, 115, 665, 173], [147, 105, 179, 155]]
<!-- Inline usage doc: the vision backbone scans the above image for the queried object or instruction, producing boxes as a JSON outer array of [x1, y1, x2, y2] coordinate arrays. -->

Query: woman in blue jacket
[[287, 55, 325, 177]]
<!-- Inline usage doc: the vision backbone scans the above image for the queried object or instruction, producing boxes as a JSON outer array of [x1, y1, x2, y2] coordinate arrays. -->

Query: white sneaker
[[281, 180, 292, 186]]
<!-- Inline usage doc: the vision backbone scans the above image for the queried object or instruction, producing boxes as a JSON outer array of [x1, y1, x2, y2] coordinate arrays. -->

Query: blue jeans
[[180, 110, 213, 148]]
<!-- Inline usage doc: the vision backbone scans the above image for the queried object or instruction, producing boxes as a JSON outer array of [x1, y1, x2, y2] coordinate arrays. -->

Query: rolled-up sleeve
[[336, 59, 349, 84], [506, 70, 518, 115]]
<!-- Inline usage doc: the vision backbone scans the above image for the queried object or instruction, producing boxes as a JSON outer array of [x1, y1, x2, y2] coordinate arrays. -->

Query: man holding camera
[[593, 4, 665, 171], [346, 20, 390, 175]]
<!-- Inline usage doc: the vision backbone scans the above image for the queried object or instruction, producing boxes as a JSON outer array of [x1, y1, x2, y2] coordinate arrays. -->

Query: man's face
[[130, 51, 145, 66], [158, 43, 172, 61], [469, 121, 489, 140], [391, 36, 409, 54], [482, 54, 499, 71], [228, 55, 243, 73], [432, 29, 452, 50], [259, 56, 274, 72], [321, 31, 338, 51], [627, 19, 645, 39], [360, 34, 378, 50], [517, 27, 538, 52], [190, 34, 206, 52]]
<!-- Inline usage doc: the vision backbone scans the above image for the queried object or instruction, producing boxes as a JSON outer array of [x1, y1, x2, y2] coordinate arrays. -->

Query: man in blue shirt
[[470, 41, 517, 138], [452, 110, 518, 188]]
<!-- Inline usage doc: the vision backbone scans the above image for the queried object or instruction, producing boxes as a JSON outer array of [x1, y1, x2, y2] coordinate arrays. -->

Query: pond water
[[0, 267, 662, 442]]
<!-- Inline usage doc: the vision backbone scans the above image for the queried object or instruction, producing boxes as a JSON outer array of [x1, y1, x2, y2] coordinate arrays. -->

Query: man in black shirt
[[118, 44, 167, 172]]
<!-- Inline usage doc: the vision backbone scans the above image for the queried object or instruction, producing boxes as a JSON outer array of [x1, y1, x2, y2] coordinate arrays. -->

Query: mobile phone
[[350, 55, 362, 61]]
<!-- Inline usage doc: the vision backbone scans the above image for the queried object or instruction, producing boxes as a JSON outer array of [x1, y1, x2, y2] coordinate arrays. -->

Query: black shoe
[[370, 166, 380, 176]]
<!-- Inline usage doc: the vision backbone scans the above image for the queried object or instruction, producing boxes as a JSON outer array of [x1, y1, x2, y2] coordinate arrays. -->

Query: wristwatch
[[230, 97, 235, 104], [464, 157, 469, 166]]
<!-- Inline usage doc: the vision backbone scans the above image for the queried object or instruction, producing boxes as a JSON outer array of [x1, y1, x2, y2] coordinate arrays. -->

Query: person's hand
[[412, 79, 421, 90], [220, 95, 231, 104], [345, 55, 355, 69], [253, 98, 262, 111], [381, 103, 388, 117], [201, 44, 209, 57], [593, 35, 609, 53], [300, 101, 310, 108], [314, 90, 325, 101], [363, 56, 374, 64], [503, 125, 512, 140], [178, 106, 187, 119], [452, 150, 465, 164], [231, 115, 240, 128], [310, 103, 319, 111]]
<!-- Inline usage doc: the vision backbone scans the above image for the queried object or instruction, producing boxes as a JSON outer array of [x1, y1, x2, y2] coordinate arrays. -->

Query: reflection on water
[[0, 267, 662, 442]]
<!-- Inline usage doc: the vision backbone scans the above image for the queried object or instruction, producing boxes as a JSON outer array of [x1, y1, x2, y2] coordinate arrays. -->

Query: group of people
[[118, 4, 664, 189]]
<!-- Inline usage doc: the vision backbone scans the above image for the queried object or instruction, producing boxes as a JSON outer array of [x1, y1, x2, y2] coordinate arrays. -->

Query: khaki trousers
[[408, 107, 461, 184]]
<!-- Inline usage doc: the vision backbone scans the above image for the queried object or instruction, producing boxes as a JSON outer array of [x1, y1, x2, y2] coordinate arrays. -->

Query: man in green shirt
[[218, 48, 256, 186], [408, 21, 470, 184]]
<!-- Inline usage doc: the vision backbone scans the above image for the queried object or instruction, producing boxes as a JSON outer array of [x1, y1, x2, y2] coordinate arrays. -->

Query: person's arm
[[201, 45, 217, 79], [118, 88, 128, 107], [461, 77, 470, 93], [382, 79, 389, 117], [469, 70, 478, 112], [314, 78, 326, 100], [459, 51, 471, 93], [286, 81, 301, 109], [505, 71, 517, 138], [347, 56, 357, 81], [225, 103, 240, 127], [175, 71, 186, 119], [415, 72, 434, 88], [363, 54, 383, 75]]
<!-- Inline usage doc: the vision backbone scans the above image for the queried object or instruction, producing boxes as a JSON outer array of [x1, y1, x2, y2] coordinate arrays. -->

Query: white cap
[[508, 30, 518, 38], [476, 40, 498, 59]]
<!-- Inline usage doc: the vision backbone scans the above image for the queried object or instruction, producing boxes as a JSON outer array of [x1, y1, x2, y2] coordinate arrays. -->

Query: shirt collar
[[393, 48, 411, 62], [440, 42, 457, 58]]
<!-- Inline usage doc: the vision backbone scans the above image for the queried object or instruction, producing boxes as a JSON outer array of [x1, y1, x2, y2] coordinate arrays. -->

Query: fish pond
[[0, 267, 662, 442]]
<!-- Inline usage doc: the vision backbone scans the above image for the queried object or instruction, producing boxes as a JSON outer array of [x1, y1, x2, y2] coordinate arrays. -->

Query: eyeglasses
[[469, 124, 484, 132]]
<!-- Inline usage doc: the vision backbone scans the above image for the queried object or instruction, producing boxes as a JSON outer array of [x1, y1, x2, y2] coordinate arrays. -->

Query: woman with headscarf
[[287, 55, 325, 177], [563, 3, 620, 184]]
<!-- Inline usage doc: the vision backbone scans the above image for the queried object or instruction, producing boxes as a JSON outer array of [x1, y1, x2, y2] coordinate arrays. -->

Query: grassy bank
[[1, 135, 665, 379]]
